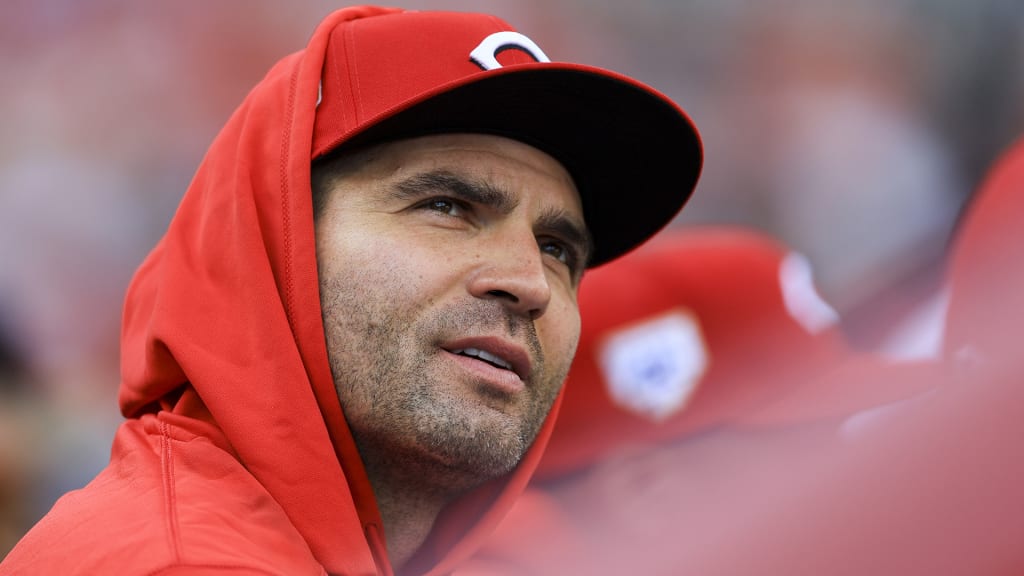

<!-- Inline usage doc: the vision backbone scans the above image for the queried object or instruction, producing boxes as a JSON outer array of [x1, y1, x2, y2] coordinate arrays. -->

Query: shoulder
[[0, 416, 324, 576]]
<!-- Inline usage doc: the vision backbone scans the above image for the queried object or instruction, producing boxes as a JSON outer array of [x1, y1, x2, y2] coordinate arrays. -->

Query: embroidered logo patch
[[470, 31, 550, 70], [597, 310, 708, 422]]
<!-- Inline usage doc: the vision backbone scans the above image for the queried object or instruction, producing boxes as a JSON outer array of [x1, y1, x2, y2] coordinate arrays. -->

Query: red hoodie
[[0, 8, 575, 576]]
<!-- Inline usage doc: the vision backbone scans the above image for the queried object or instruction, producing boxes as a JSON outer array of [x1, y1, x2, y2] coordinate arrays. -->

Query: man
[[0, 6, 701, 576]]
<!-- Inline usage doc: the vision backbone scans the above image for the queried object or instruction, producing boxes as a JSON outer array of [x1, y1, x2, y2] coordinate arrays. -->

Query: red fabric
[[312, 9, 528, 157], [0, 7, 557, 575], [943, 135, 1024, 362], [445, 488, 589, 576]]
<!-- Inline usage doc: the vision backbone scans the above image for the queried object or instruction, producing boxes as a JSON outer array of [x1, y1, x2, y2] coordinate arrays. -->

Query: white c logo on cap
[[470, 31, 550, 70]]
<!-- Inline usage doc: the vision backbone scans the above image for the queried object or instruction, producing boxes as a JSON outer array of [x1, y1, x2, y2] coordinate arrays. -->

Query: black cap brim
[[332, 65, 703, 268]]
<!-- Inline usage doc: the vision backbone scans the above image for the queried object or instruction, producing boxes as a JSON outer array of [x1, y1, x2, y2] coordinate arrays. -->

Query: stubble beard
[[320, 273, 565, 494]]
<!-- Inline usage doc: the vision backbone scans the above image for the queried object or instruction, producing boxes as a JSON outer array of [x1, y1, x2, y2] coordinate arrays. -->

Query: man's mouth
[[451, 347, 514, 371], [442, 337, 533, 384]]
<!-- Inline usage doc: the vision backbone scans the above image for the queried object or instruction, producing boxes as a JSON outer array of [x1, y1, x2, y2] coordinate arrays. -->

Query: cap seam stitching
[[343, 21, 362, 128]]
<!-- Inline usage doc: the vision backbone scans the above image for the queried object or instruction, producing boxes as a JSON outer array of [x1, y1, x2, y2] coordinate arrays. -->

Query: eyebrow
[[392, 170, 519, 212], [392, 169, 594, 268]]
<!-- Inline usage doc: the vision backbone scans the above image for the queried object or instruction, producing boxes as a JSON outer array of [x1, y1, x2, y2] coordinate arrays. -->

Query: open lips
[[443, 337, 532, 383]]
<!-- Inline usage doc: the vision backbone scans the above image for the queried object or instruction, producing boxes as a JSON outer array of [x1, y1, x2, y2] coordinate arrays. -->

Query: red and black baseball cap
[[311, 6, 703, 268]]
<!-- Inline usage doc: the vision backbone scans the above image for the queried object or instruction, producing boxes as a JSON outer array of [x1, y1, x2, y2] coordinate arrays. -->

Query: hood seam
[[281, 63, 299, 332]]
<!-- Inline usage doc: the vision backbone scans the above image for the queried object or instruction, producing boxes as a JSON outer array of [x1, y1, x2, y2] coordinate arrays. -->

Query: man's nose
[[467, 235, 552, 320]]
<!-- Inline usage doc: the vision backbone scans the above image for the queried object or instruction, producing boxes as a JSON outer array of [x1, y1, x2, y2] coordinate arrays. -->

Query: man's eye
[[421, 198, 465, 217], [540, 239, 577, 270]]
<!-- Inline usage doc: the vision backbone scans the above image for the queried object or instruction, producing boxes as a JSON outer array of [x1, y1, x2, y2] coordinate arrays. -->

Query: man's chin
[[415, 414, 529, 485]]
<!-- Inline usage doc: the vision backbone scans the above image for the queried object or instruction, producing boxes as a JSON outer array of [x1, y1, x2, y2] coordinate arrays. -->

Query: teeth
[[453, 347, 513, 370]]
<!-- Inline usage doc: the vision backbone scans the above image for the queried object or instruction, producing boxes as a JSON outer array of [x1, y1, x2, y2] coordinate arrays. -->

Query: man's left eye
[[422, 198, 465, 217], [540, 240, 576, 268], [428, 199, 453, 212]]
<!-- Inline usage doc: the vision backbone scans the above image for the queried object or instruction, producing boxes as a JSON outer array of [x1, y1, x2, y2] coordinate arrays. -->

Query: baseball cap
[[311, 6, 703, 268]]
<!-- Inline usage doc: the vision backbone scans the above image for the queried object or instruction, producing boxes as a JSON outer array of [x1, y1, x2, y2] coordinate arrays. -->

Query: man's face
[[314, 133, 587, 489]]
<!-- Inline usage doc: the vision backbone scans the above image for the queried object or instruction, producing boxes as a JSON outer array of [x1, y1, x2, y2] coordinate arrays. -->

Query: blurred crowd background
[[2, 0, 1023, 559]]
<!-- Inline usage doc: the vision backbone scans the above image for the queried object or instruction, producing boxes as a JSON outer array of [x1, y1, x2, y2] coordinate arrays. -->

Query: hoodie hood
[[117, 7, 558, 574]]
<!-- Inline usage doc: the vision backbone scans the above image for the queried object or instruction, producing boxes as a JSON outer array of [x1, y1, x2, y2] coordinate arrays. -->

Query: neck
[[351, 430, 499, 571], [371, 471, 448, 571], [355, 437, 476, 572]]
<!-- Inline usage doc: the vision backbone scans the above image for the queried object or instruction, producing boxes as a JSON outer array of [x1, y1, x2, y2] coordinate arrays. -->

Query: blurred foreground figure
[[456, 203, 1024, 574]]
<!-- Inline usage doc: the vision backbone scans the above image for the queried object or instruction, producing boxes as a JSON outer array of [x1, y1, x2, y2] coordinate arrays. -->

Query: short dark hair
[[310, 141, 387, 221]]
